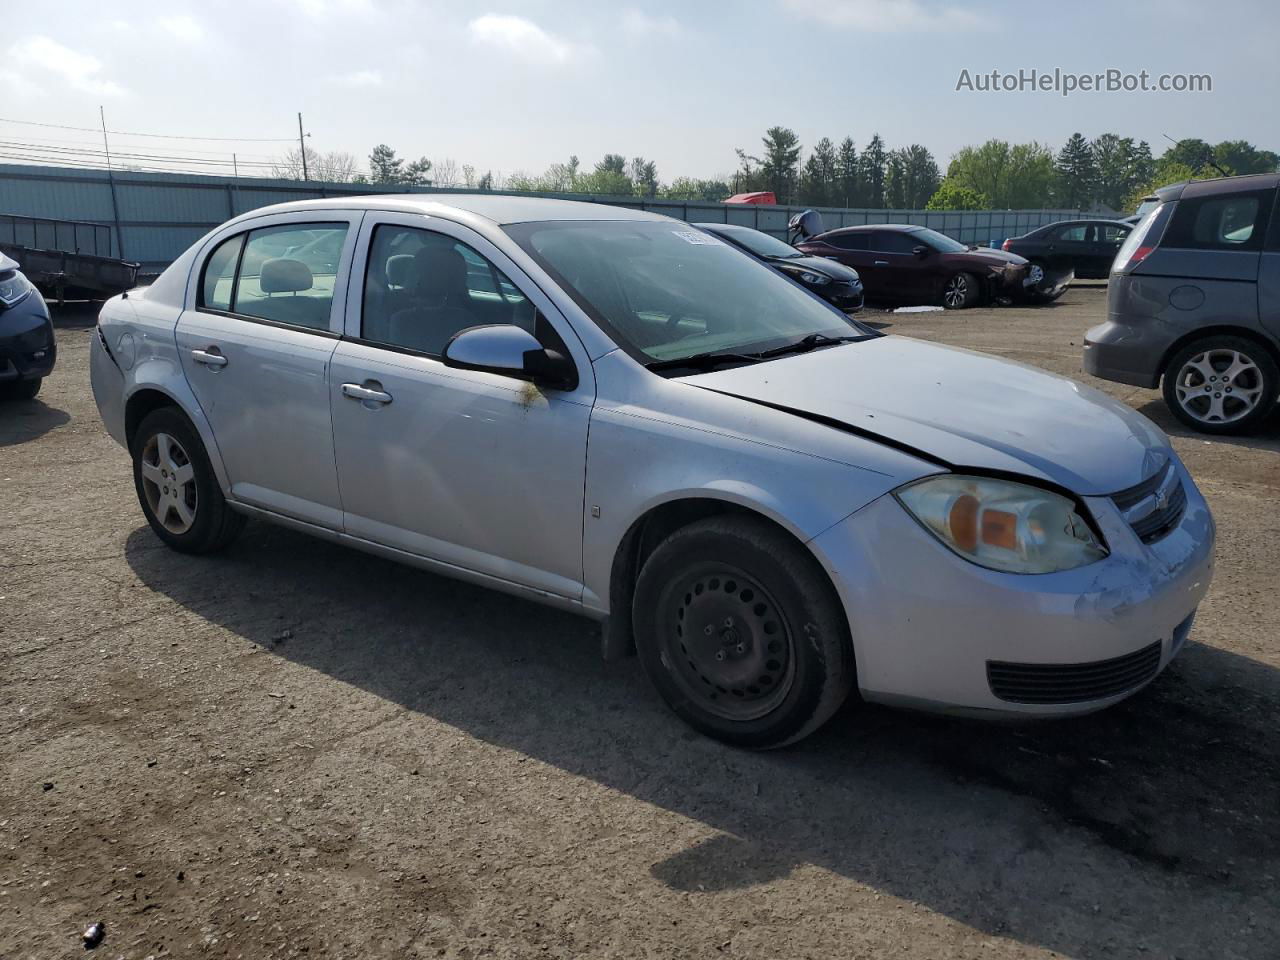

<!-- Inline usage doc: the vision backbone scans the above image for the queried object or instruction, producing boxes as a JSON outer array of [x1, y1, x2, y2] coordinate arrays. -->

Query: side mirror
[[912, 245, 930, 258], [443, 324, 577, 390]]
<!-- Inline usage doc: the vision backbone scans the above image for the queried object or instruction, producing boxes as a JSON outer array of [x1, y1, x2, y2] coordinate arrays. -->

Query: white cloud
[[466, 14, 590, 66], [158, 15, 206, 43], [289, 0, 375, 18], [7, 36, 127, 97], [622, 9, 682, 37], [779, 0, 981, 31], [332, 69, 383, 87]]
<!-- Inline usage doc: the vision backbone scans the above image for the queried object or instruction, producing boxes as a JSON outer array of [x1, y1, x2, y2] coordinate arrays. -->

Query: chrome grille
[[1111, 461, 1186, 544]]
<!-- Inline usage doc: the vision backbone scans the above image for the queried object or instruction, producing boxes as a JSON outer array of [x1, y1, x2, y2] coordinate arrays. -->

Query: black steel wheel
[[633, 515, 855, 749]]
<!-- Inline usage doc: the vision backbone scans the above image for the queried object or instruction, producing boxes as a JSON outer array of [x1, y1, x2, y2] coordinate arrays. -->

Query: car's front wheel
[[131, 407, 245, 553], [1162, 335, 1278, 435], [943, 271, 980, 309], [633, 516, 855, 749], [0, 377, 41, 400]]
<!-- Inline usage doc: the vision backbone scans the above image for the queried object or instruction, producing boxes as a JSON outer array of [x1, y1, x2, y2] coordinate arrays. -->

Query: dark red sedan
[[797, 224, 1048, 309]]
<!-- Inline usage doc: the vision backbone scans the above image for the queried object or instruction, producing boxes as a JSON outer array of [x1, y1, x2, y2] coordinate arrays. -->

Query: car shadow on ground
[[1134, 398, 1280, 451], [124, 522, 1280, 958], [48, 300, 103, 329], [0, 397, 70, 447]]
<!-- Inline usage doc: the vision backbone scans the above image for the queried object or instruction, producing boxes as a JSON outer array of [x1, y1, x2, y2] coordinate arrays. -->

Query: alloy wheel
[[944, 274, 969, 308], [1173, 348, 1265, 425], [140, 432, 198, 534], [663, 564, 795, 722]]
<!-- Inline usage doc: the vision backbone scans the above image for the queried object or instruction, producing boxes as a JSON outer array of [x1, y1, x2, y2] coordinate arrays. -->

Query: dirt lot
[[2, 286, 1278, 959]]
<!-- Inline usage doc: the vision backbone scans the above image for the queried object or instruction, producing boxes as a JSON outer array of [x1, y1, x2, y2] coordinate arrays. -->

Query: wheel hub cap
[[665, 568, 793, 722], [140, 432, 198, 534], [1174, 349, 1264, 424]]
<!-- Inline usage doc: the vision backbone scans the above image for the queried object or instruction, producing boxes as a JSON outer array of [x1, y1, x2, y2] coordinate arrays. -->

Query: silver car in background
[[91, 196, 1214, 748]]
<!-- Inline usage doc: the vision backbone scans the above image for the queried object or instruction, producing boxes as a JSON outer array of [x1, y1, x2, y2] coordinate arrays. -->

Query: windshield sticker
[[672, 230, 720, 245]]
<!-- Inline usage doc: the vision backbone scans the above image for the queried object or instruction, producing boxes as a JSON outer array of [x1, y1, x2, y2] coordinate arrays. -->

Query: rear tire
[[0, 378, 41, 400], [131, 407, 245, 553], [943, 272, 980, 309], [1161, 335, 1278, 435], [633, 516, 855, 749]]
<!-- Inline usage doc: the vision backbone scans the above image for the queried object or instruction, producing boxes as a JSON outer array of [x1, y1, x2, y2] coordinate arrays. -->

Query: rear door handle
[[191, 347, 228, 368], [341, 382, 393, 405]]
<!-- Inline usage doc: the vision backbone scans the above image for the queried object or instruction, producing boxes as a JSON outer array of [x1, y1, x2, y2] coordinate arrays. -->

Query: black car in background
[[694, 222, 864, 312], [0, 252, 56, 400], [1003, 219, 1133, 282]]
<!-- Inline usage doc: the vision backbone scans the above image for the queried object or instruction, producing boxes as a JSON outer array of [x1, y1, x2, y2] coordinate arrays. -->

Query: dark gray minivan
[[1084, 173, 1280, 434]]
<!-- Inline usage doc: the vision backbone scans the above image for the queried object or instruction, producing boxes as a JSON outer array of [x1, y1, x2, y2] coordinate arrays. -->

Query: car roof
[[224, 193, 672, 226], [820, 223, 922, 235], [1036, 219, 1133, 229], [1154, 172, 1280, 202]]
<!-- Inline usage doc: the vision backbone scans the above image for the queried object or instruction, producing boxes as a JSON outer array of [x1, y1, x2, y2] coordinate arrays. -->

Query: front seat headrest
[[386, 254, 416, 288], [260, 257, 313, 294]]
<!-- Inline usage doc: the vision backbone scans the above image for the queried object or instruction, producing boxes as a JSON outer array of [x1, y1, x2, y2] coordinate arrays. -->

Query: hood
[[0, 252, 19, 272], [957, 247, 1028, 266], [683, 336, 1169, 495], [770, 254, 861, 283]]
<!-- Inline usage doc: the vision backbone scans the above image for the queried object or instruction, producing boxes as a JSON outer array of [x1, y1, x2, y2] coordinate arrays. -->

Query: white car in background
[[90, 195, 1214, 748]]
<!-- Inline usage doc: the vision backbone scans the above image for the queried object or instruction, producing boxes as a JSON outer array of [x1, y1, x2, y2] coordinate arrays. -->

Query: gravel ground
[[2, 286, 1277, 959]]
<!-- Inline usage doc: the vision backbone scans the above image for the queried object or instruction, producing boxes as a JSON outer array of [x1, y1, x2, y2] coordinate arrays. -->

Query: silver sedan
[[90, 196, 1214, 748]]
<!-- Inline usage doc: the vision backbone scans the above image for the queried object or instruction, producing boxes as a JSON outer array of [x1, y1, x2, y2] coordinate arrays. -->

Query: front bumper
[[0, 298, 56, 382], [821, 281, 864, 313], [810, 459, 1214, 717]]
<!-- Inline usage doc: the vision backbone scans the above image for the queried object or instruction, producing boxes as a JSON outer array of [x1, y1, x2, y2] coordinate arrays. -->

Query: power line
[[0, 116, 297, 142]]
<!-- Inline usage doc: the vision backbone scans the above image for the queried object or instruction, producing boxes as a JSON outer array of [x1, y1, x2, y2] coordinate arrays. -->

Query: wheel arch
[[1156, 325, 1280, 382], [601, 494, 843, 662], [123, 375, 230, 494]]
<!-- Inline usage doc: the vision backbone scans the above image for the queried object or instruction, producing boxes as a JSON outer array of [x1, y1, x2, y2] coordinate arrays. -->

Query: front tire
[[131, 407, 245, 553], [1161, 335, 1278, 435], [633, 516, 855, 749], [0, 377, 41, 400], [943, 271, 980, 309]]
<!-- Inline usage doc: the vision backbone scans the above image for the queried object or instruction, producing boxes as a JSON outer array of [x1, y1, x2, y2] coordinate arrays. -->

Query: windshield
[[714, 226, 804, 260], [912, 227, 968, 253], [505, 220, 866, 365]]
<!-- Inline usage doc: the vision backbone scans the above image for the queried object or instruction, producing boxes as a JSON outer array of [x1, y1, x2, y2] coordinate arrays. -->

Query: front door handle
[[341, 382, 393, 405], [191, 347, 228, 368], [873, 260, 890, 267]]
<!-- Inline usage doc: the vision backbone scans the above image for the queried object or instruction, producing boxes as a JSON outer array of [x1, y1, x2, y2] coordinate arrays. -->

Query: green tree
[[948, 140, 1053, 208], [403, 157, 433, 186], [757, 126, 802, 203], [857, 134, 887, 207], [1055, 133, 1095, 208], [947, 140, 1010, 204], [477, 171, 493, 191], [1124, 161, 1198, 212], [1208, 140, 1279, 175], [628, 157, 659, 197], [835, 137, 858, 207], [369, 143, 403, 184], [661, 177, 732, 201], [1160, 138, 1216, 172], [885, 144, 939, 208], [925, 179, 991, 210], [1005, 142, 1055, 208]]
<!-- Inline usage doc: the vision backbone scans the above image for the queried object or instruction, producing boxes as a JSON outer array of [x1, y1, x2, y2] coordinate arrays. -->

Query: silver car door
[[175, 211, 363, 528], [330, 212, 595, 599]]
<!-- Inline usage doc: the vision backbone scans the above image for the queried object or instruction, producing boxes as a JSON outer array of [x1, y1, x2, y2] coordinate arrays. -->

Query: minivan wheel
[[1162, 336, 1279, 435], [633, 516, 855, 749], [943, 272, 980, 309], [131, 407, 245, 553]]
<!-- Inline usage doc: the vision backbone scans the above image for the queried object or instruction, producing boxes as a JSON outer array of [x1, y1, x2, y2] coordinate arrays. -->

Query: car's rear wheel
[[1162, 335, 1278, 435], [0, 377, 41, 400], [943, 271, 980, 309], [632, 516, 855, 749], [131, 407, 245, 553]]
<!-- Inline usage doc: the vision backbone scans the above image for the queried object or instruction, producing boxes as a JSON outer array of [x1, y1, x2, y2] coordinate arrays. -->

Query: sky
[[1, 0, 1277, 183]]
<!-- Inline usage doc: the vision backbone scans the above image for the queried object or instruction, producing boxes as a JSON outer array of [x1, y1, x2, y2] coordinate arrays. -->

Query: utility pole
[[99, 105, 125, 260], [297, 112, 309, 181]]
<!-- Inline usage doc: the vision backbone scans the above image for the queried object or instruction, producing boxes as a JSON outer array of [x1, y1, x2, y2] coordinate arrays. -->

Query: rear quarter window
[[1164, 190, 1273, 251]]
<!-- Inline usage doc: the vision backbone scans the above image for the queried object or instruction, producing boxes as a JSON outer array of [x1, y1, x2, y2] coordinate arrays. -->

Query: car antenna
[[1162, 134, 1231, 179]]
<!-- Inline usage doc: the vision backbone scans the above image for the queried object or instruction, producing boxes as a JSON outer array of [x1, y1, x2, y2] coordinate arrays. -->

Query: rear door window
[[1164, 190, 1272, 251], [828, 232, 870, 251], [1055, 224, 1089, 242], [873, 232, 919, 254], [231, 223, 349, 330]]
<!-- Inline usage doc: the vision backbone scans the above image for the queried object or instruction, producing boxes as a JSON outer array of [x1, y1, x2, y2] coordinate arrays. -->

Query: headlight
[[797, 271, 830, 285], [895, 474, 1107, 574], [0, 270, 34, 308]]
